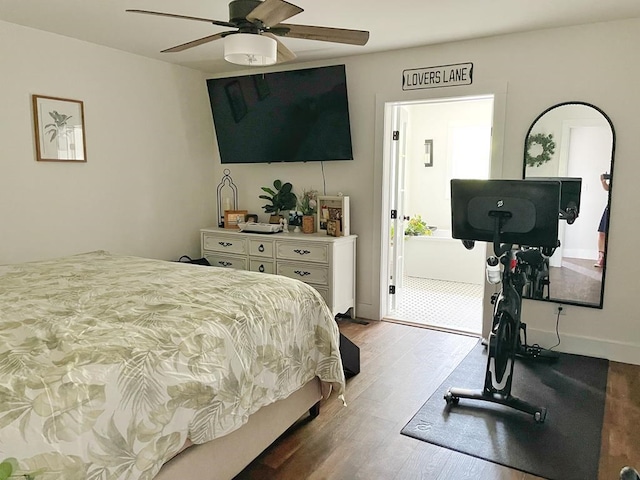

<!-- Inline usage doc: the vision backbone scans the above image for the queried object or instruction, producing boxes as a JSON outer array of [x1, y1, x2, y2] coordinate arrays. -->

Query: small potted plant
[[404, 215, 434, 236], [298, 189, 318, 234], [259, 180, 297, 223]]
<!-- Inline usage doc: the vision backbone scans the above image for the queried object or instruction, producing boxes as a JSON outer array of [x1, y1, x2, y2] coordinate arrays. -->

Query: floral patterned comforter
[[0, 251, 345, 479]]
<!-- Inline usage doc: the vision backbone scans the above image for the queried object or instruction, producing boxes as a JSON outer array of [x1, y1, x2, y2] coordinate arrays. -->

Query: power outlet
[[555, 304, 567, 316]]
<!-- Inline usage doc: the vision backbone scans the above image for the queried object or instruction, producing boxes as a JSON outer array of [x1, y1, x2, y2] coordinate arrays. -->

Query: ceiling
[[2, 0, 640, 75]]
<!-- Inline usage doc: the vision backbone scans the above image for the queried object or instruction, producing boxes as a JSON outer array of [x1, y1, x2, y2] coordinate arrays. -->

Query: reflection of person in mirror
[[595, 173, 610, 268]]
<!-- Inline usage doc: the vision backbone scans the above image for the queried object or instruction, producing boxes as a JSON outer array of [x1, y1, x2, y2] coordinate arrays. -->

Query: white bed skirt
[[154, 378, 323, 480]]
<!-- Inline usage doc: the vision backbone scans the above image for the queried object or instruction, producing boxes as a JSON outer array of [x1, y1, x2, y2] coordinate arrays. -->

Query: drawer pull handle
[[259, 264, 265, 273], [218, 261, 232, 267], [258, 244, 265, 252], [293, 249, 311, 256], [294, 270, 311, 277], [218, 242, 233, 247]]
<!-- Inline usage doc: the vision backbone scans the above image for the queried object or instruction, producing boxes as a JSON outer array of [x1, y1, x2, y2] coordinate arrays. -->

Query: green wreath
[[525, 132, 556, 167]]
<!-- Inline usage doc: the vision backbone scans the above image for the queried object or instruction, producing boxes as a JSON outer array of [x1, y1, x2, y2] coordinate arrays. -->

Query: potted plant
[[259, 180, 297, 223], [298, 189, 318, 234], [404, 215, 435, 236]]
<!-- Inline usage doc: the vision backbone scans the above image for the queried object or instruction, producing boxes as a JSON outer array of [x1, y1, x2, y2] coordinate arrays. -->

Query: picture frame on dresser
[[326, 220, 341, 237], [317, 196, 350, 236], [224, 210, 248, 229]]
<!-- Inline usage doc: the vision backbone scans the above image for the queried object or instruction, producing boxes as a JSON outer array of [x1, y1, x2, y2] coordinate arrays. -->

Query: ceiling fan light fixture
[[224, 33, 277, 66]]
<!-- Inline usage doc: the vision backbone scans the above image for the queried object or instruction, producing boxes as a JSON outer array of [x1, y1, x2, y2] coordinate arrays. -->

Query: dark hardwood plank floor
[[236, 320, 640, 480]]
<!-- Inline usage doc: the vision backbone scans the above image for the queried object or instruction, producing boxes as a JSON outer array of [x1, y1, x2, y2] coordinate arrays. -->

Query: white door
[[388, 106, 409, 312]]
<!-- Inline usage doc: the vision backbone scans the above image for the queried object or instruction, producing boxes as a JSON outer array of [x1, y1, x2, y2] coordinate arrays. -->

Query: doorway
[[382, 95, 494, 334]]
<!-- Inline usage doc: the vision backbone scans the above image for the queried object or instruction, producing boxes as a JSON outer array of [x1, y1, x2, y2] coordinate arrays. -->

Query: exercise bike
[[517, 246, 553, 301], [444, 215, 548, 423], [444, 178, 580, 423]]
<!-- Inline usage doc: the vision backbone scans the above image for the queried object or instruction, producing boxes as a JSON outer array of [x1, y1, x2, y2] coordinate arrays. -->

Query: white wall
[[0, 20, 217, 263], [404, 99, 493, 230], [210, 18, 640, 364], [3, 17, 639, 364]]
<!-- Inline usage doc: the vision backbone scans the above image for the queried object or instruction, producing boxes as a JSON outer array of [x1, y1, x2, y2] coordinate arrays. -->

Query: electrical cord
[[320, 161, 327, 195], [548, 307, 562, 350], [526, 308, 561, 356]]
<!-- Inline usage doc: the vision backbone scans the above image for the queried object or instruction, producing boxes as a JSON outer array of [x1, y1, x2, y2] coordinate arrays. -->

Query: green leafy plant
[[404, 215, 432, 236], [259, 180, 297, 215], [298, 189, 318, 215], [44, 111, 72, 143]]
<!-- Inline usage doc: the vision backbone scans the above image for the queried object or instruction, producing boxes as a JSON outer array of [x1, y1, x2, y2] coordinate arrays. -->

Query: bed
[[0, 250, 345, 479]]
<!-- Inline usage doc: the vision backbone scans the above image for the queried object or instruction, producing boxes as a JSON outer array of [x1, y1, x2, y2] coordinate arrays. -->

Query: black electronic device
[[207, 65, 354, 164], [525, 176, 582, 223], [451, 179, 561, 248]]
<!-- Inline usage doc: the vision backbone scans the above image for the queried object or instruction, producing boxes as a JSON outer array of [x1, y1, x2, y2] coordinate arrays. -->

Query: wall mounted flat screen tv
[[207, 65, 354, 164]]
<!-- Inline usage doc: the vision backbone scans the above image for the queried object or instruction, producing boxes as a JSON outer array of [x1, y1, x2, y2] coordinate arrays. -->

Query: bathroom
[[386, 96, 493, 334]]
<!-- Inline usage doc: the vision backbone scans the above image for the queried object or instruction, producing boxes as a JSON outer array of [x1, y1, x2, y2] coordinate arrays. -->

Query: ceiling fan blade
[[263, 33, 297, 63], [274, 23, 370, 46], [126, 9, 234, 28], [246, 0, 303, 28], [161, 32, 228, 53]]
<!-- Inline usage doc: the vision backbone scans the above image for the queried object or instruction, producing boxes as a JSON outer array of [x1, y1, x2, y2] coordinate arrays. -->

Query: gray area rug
[[401, 341, 608, 480]]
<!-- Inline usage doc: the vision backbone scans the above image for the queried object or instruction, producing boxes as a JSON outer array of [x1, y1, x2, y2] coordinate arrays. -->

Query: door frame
[[375, 86, 508, 340]]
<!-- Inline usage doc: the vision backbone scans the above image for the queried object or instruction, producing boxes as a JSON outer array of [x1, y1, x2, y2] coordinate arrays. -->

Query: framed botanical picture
[[317, 196, 350, 236], [32, 95, 87, 162], [224, 209, 248, 229]]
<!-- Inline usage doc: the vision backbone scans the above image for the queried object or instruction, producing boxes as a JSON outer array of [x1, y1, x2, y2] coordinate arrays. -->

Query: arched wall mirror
[[522, 102, 615, 309]]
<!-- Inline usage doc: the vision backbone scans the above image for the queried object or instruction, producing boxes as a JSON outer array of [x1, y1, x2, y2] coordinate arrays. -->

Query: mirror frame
[[522, 101, 616, 309]]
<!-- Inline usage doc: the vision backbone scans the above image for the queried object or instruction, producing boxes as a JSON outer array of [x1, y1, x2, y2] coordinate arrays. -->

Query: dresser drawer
[[204, 254, 247, 270], [249, 259, 275, 274], [277, 262, 329, 286], [276, 242, 328, 264], [203, 234, 247, 255], [249, 239, 274, 258]]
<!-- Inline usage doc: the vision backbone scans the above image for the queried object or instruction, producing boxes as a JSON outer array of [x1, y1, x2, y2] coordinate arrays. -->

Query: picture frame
[[224, 80, 247, 123], [317, 196, 350, 236], [424, 139, 433, 167], [327, 219, 341, 237], [245, 213, 259, 223], [224, 209, 248, 229], [32, 95, 87, 162]]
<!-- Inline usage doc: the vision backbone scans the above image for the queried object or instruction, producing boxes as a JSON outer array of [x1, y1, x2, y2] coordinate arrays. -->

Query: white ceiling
[[2, 0, 640, 75]]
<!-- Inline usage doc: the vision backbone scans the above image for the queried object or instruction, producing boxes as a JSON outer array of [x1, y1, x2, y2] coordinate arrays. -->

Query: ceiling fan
[[127, 0, 370, 66]]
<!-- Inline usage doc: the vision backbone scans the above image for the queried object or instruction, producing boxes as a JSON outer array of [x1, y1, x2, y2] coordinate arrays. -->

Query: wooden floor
[[236, 320, 640, 480]]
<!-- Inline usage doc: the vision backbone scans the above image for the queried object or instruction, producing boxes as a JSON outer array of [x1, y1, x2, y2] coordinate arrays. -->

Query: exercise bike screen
[[451, 179, 561, 248]]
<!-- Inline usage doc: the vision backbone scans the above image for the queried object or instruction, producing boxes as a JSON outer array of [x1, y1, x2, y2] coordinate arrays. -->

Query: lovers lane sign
[[402, 62, 473, 90]]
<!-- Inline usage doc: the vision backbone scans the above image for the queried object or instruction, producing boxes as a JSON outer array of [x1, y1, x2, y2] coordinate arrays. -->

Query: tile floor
[[386, 275, 483, 334]]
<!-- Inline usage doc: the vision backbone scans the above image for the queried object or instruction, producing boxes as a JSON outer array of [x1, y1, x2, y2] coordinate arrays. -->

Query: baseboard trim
[[526, 327, 640, 366]]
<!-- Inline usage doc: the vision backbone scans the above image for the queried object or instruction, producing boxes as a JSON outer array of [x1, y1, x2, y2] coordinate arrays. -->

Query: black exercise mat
[[401, 341, 608, 480]]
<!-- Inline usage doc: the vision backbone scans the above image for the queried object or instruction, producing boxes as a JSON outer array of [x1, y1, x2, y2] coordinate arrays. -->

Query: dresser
[[200, 227, 357, 318]]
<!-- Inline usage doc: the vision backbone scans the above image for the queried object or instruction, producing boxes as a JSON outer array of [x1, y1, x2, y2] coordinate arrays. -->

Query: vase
[[302, 215, 315, 234]]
